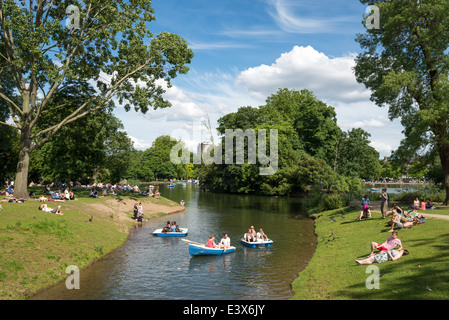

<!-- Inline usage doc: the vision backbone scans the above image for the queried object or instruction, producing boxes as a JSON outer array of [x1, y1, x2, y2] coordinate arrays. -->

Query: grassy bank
[[0, 190, 183, 300], [291, 205, 449, 300]]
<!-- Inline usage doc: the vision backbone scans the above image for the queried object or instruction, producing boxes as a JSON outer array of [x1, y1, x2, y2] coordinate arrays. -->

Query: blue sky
[[114, 0, 404, 157]]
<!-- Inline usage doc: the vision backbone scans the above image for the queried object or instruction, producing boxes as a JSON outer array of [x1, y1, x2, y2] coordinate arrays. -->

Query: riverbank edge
[[288, 206, 351, 300], [26, 196, 185, 300]]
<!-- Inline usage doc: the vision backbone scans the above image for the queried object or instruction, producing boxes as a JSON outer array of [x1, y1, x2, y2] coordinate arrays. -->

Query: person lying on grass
[[355, 249, 409, 265], [387, 212, 419, 232], [37, 195, 64, 202], [38, 204, 63, 215], [1, 197, 26, 203]]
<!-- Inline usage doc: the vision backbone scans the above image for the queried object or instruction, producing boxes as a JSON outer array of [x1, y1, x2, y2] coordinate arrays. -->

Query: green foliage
[[355, 0, 449, 203], [199, 88, 379, 202], [0, 1, 193, 196]]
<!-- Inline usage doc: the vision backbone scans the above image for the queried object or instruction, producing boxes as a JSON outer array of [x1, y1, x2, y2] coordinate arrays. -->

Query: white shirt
[[220, 237, 230, 247]]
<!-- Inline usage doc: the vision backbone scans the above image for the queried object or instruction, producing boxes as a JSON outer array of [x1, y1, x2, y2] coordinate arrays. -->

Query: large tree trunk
[[14, 126, 32, 199], [439, 145, 449, 205]]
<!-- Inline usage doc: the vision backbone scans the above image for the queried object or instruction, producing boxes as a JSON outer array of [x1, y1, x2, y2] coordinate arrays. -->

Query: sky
[[113, 0, 405, 158]]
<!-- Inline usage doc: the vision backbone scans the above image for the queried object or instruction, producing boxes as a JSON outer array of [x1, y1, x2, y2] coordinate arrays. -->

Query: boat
[[240, 238, 273, 248], [152, 228, 188, 237], [371, 188, 378, 192], [188, 243, 236, 256]]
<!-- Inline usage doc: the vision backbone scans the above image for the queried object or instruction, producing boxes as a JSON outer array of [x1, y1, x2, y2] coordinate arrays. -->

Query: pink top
[[206, 239, 216, 248], [383, 237, 402, 250]]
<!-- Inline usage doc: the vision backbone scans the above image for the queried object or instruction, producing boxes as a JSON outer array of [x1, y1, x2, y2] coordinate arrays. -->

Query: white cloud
[[117, 45, 403, 158], [340, 119, 386, 129], [236, 45, 371, 104], [267, 0, 356, 34], [128, 135, 152, 150], [369, 141, 395, 156]]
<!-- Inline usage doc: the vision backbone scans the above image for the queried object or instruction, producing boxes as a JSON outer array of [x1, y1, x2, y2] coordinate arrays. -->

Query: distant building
[[197, 142, 213, 155]]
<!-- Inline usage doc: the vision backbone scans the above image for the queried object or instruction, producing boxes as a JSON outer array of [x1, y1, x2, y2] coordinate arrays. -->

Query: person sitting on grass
[[38, 203, 63, 215], [359, 195, 371, 220], [355, 248, 409, 265], [413, 197, 420, 209], [357, 206, 371, 221], [369, 232, 402, 257]]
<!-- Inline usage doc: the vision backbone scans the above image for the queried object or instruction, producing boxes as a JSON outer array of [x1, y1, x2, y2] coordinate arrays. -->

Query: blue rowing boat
[[188, 243, 236, 256], [152, 228, 188, 237], [240, 238, 273, 248]]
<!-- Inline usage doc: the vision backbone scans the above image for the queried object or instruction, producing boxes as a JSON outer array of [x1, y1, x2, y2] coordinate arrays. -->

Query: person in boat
[[244, 228, 256, 242], [218, 233, 231, 249], [206, 235, 218, 248], [162, 221, 171, 233], [257, 228, 268, 241], [170, 221, 181, 232]]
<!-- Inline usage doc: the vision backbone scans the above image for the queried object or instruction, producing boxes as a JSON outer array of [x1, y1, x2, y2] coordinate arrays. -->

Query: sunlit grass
[[291, 206, 449, 300]]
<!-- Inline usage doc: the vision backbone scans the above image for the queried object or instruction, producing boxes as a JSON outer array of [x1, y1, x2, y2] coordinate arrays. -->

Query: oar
[[181, 238, 205, 246]]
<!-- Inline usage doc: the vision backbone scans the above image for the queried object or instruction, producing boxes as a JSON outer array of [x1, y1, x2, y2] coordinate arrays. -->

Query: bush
[[322, 193, 348, 211], [304, 191, 348, 213], [389, 189, 446, 204]]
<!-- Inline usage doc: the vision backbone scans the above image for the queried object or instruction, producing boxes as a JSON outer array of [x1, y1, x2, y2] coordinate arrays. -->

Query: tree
[[0, 1, 193, 198], [335, 128, 381, 180], [262, 88, 341, 164], [143, 135, 191, 180], [355, 0, 449, 203]]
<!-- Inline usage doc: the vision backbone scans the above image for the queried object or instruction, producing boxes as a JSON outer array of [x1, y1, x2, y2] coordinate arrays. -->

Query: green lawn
[[0, 189, 180, 300], [291, 206, 449, 300]]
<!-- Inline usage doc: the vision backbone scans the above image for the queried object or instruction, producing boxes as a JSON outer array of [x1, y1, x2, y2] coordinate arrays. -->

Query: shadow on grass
[[336, 233, 449, 300]]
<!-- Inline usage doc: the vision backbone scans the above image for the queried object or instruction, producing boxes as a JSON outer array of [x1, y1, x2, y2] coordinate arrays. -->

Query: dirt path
[[421, 213, 449, 220]]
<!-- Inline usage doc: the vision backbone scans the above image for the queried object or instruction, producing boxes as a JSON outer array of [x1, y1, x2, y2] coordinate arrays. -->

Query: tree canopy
[[355, 0, 449, 203], [0, 0, 193, 198]]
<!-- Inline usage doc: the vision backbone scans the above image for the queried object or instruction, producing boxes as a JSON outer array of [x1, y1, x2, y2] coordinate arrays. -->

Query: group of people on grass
[[0, 183, 26, 203], [355, 231, 409, 265], [357, 189, 428, 232], [354, 188, 433, 265], [140, 187, 161, 199]]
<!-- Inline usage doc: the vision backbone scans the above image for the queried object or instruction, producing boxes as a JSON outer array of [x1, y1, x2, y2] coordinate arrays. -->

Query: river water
[[31, 184, 316, 300]]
